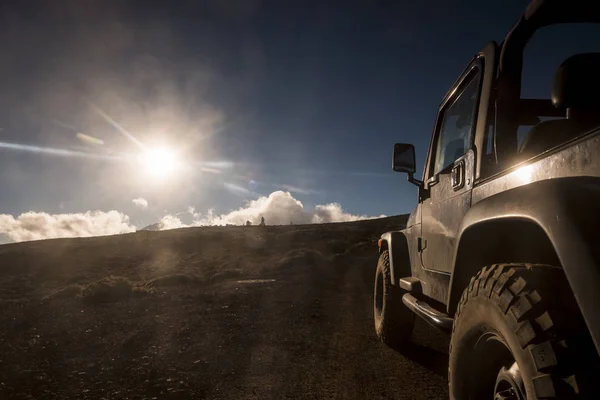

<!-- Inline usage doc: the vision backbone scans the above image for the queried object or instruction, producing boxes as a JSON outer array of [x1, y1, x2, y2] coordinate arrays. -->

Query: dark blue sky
[[1, 0, 598, 229]]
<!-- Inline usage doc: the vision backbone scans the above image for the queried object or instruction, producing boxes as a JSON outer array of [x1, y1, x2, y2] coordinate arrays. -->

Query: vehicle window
[[432, 70, 480, 176], [484, 119, 494, 156], [522, 24, 600, 100], [517, 116, 564, 149], [517, 24, 600, 155]]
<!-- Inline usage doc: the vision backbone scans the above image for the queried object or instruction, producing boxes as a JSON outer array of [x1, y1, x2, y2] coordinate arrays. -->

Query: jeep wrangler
[[373, 1, 600, 399]]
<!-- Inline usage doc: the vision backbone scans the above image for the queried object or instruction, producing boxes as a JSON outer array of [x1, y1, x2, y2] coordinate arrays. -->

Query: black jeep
[[374, 1, 600, 399]]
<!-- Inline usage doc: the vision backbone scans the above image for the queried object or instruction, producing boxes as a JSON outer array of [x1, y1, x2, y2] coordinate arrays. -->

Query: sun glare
[[514, 164, 533, 184], [140, 147, 179, 179]]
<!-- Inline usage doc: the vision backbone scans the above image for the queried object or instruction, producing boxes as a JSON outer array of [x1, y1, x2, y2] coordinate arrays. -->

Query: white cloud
[[157, 214, 187, 230], [278, 184, 321, 196], [0, 210, 135, 242], [199, 191, 307, 226], [223, 182, 258, 198], [0, 192, 386, 241], [312, 203, 381, 223], [132, 197, 149, 209], [158, 191, 385, 229]]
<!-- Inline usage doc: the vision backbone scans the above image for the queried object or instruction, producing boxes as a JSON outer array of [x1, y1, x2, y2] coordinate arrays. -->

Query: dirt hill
[[0, 215, 450, 399]]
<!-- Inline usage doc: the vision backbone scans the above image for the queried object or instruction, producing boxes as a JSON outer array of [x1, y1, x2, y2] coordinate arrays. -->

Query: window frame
[[424, 59, 484, 183]]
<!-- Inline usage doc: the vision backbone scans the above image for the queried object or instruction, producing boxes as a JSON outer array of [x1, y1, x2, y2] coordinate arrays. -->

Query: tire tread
[[374, 251, 414, 348], [450, 263, 594, 399]]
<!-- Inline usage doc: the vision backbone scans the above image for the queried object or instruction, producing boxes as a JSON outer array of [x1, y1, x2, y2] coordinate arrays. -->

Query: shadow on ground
[[392, 339, 449, 378]]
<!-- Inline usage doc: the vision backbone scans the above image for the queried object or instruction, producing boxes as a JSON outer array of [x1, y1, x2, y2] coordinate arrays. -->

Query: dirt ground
[[0, 216, 449, 399]]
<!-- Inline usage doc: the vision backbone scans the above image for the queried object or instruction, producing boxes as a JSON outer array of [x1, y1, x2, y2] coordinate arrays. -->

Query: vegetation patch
[[340, 241, 374, 256], [277, 249, 327, 267], [43, 284, 83, 301], [145, 273, 200, 288], [81, 276, 150, 304]]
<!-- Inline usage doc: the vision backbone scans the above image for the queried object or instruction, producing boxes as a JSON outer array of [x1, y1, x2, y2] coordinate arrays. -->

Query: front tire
[[373, 250, 415, 348], [449, 264, 597, 399]]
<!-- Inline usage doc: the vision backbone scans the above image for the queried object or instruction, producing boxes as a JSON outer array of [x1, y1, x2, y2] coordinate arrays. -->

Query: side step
[[402, 293, 454, 333], [399, 277, 421, 293]]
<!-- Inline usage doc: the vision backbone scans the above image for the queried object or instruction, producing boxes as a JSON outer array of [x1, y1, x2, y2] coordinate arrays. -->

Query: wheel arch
[[447, 216, 559, 315], [447, 178, 600, 354], [379, 230, 412, 286]]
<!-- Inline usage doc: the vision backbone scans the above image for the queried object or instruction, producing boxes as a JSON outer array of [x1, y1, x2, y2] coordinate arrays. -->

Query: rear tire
[[373, 250, 415, 348], [449, 264, 598, 399]]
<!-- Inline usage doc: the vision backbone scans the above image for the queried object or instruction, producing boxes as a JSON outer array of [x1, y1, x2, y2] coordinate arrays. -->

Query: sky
[[1, 0, 599, 242]]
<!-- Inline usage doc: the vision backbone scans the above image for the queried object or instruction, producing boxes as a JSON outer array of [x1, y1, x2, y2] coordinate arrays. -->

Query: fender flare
[[379, 230, 411, 286], [448, 178, 600, 353]]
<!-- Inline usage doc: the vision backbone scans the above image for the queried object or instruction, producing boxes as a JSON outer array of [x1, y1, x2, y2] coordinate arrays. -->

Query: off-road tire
[[449, 263, 598, 399], [373, 250, 415, 348]]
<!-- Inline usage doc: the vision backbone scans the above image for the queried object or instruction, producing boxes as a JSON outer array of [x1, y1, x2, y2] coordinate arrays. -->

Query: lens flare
[[0, 141, 122, 161], [76, 133, 104, 146], [83, 98, 144, 149], [200, 167, 222, 174]]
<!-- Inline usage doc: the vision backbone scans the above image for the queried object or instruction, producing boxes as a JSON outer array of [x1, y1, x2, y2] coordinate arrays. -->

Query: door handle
[[451, 160, 465, 190]]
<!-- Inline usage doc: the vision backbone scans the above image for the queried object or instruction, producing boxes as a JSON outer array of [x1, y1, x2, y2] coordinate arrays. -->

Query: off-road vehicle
[[373, 1, 600, 398]]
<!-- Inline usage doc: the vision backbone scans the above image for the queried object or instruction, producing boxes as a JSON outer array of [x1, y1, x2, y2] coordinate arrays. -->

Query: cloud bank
[[132, 197, 149, 209], [0, 191, 385, 242], [158, 191, 385, 229], [0, 211, 136, 243]]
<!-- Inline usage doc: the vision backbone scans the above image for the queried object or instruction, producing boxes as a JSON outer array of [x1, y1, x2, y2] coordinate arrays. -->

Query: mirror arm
[[407, 173, 423, 187], [408, 173, 429, 202]]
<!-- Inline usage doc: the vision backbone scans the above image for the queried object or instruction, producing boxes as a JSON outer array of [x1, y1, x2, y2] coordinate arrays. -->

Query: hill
[[0, 214, 450, 399]]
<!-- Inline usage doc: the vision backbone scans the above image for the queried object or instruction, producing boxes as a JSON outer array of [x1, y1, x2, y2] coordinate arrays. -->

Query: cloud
[[223, 182, 258, 198], [0, 210, 135, 242], [0, 192, 386, 241], [132, 197, 149, 209], [157, 214, 187, 230], [278, 184, 321, 196], [158, 191, 385, 229], [311, 203, 380, 224], [199, 191, 306, 226]]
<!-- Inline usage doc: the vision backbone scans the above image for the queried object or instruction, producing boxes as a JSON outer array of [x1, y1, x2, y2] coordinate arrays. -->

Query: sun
[[140, 146, 179, 179]]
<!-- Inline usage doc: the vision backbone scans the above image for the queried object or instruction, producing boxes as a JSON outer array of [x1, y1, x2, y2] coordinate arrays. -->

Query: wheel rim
[[469, 332, 526, 400], [494, 362, 526, 400], [374, 269, 384, 316]]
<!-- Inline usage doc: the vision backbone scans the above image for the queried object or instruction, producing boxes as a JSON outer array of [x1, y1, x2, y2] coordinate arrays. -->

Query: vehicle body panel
[[421, 150, 474, 273], [406, 204, 420, 229], [380, 226, 450, 304], [473, 127, 600, 201]]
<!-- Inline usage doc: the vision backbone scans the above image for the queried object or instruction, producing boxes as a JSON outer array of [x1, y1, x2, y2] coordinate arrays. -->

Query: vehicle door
[[419, 61, 482, 273]]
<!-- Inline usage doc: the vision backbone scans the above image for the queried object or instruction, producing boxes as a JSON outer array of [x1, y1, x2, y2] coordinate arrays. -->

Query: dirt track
[[0, 216, 449, 399]]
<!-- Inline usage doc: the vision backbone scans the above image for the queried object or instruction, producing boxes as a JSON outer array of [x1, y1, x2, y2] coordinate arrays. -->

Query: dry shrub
[[277, 249, 327, 268], [43, 276, 152, 303], [81, 276, 150, 304], [145, 273, 199, 288], [339, 241, 374, 256], [325, 239, 349, 255], [43, 284, 83, 300]]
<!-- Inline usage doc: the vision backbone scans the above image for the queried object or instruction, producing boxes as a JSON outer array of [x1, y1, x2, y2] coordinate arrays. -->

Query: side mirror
[[393, 143, 416, 174], [393, 143, 423, 187]]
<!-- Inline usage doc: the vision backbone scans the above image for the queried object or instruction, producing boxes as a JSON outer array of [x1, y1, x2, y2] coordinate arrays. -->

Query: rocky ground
[[0, 216, 449, 399]]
